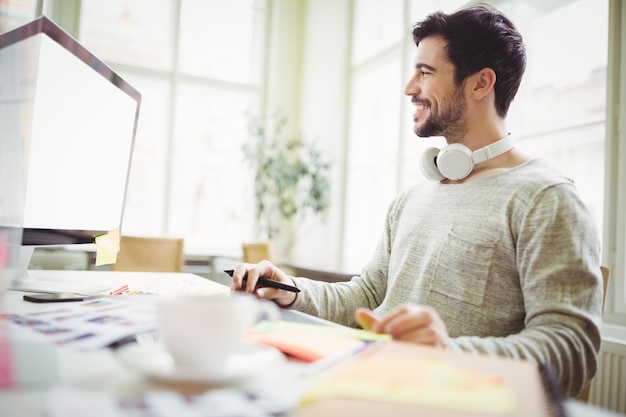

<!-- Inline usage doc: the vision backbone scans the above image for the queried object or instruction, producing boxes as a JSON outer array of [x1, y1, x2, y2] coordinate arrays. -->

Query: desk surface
[[13, 269, 232, 295], [1, 270, 620, 417], [1, 270, 325, 417]]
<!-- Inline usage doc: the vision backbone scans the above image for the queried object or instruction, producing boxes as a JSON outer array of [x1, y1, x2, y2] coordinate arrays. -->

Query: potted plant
[[243, 110, 331, 256]]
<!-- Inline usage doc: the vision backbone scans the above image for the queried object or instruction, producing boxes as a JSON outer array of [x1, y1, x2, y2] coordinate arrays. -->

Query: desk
[[12, 269, 231, 295], [1, 271, 621, 417], [0, 269, 344, 417]]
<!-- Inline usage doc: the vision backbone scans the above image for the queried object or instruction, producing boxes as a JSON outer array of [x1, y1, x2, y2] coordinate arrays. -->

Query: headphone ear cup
[[420, 147, 446, 182], [436, 143, 474, 180]]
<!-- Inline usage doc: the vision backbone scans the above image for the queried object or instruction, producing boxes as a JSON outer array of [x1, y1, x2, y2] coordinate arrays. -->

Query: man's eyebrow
[[415, 63, 437, 72]]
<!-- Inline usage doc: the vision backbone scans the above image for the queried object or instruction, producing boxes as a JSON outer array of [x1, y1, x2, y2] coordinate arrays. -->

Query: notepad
[[295, 341, 558, 417]]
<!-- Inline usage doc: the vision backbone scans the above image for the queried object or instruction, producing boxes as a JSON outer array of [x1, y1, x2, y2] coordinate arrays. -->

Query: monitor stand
[[7, 246, 107, 294], [17, 246, 34, 280], [0, 245, 32, 292], [1, 249, 58, 388]]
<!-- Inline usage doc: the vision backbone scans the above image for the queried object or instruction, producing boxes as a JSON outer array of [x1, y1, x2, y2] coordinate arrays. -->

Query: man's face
[[404, 35, 467, 140]]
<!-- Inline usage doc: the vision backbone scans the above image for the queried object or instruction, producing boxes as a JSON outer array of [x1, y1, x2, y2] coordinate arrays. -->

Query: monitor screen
[[0, 16, 140, 270]]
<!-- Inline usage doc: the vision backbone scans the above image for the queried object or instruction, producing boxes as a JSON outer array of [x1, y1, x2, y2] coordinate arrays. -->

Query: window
[[343, 47, 404, 269], [0, 0, 39, 32], [501, 0, 607, 239], [78, 0, 266, 254], [343, 0, 482, 271]]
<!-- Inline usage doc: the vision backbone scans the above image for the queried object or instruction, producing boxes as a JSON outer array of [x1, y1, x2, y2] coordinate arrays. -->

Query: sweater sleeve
[[289, 199, 399, 327]]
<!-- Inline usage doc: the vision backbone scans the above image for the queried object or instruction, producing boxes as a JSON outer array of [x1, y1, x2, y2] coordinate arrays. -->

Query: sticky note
[[94, 229, 120, 266]]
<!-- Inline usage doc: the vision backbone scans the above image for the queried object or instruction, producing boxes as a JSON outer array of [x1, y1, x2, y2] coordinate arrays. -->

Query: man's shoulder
[[504, 158, 576, 191], [510, 158, 572, 181]]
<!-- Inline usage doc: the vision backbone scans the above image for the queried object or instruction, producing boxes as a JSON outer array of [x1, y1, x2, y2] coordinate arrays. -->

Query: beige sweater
[[290, 159, 603, 398]]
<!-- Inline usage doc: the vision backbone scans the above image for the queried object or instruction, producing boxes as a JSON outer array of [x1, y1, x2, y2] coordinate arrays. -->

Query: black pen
[[224, 269, 300, 293]]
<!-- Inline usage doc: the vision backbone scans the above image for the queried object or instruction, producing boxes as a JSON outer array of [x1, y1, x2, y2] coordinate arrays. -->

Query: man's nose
[[404, 76, 420, 96]]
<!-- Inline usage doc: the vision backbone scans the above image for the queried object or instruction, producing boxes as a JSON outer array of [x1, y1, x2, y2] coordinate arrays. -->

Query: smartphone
[[23, 293, 91, 303]]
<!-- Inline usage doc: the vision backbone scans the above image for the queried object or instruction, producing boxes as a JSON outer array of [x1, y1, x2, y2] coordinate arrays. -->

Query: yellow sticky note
[[95, 229, 120, 266]]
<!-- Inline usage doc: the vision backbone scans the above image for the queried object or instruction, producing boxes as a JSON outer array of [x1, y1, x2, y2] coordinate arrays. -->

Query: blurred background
[[0, 0, 611, 274]]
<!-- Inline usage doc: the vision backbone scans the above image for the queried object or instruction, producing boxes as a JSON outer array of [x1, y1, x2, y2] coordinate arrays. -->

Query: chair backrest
[[576, 265, 610, 402], [242, 241, 276, 264], [111, 236, 185, 272], [600, 265, 609, 312]]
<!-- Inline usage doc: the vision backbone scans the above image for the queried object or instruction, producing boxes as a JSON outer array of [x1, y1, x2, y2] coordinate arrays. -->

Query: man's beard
[[414, 86, 467, 139]]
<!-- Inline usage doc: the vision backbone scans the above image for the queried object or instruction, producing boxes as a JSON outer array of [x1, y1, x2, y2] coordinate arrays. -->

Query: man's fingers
[[355, 308, 379, 331]]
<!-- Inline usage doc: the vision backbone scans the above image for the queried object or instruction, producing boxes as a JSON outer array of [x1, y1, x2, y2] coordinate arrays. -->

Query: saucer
[[116, 340, 285, 384]]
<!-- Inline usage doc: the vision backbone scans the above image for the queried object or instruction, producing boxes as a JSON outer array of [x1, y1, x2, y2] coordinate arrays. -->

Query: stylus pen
[[224, 269, 300, 293]]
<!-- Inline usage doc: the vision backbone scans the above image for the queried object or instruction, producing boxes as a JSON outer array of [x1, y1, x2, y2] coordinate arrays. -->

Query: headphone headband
[[472, 135, 515, 164]]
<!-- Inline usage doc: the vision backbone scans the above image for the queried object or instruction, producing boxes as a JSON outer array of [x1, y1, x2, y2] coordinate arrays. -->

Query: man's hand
[[355, 304, 451, 348], [230, 260, 297, 307]]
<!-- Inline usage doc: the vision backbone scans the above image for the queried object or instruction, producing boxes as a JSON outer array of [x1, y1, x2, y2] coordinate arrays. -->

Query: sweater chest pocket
[[430, 230, 495, 307]]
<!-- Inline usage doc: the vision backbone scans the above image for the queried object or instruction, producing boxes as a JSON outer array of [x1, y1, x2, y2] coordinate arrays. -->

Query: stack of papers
[[293, 341, 560, 417]]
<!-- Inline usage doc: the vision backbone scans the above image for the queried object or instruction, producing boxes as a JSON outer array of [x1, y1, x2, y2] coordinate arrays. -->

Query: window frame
[[601, 0, 626, 337], [46, 0, 268, 256]]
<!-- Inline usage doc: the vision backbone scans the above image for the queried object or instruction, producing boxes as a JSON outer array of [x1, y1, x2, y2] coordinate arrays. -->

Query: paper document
[[1, 297, 157, 351]]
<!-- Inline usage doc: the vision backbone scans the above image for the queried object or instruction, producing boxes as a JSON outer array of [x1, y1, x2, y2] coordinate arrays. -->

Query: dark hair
[[412, 5, 526, 117]]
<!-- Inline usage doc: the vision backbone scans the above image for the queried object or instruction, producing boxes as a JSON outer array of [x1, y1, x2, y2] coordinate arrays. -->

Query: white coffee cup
[[158, 293, 280, 374]]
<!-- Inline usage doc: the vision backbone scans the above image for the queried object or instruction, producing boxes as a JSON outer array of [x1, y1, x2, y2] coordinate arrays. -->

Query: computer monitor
[[0, 16, 140, 284]]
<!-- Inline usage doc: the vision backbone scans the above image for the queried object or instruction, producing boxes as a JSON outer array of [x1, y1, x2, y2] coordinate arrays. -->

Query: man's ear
[[468, 67, 496, 101]]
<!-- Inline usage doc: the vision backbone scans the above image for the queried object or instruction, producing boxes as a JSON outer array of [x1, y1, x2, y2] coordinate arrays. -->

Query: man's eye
[[420, 71, 430, 77]]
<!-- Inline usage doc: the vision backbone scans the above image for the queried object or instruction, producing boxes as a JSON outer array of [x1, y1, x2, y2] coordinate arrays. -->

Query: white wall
[[267, 0, 352, 272], [290, 0, 351, 272], [264, 0, 304, 125]]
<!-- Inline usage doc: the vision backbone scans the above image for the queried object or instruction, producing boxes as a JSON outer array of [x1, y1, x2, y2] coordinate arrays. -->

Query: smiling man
[[232, 5, 603, 398]]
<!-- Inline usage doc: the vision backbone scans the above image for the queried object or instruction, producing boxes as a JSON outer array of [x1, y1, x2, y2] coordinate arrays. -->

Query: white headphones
[[420, 135, 515, 181]]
